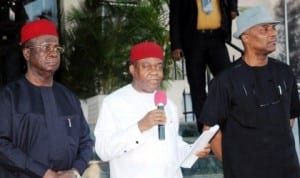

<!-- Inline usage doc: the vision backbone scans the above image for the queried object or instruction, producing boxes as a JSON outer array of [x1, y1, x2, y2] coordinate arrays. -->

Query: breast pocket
[[61, 115, 81, 152], [231, 83, 258, 128]]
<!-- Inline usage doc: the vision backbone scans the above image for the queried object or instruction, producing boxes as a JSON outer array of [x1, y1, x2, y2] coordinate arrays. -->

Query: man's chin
[[144, 85, 160, 93]]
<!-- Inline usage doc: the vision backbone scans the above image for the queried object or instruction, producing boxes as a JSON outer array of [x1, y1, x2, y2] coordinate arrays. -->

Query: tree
[[274, 0, 300, 82], [61, 0, 172, 98]]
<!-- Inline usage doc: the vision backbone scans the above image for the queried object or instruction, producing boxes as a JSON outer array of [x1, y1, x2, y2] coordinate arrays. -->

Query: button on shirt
[[94, 84, 191, 178]]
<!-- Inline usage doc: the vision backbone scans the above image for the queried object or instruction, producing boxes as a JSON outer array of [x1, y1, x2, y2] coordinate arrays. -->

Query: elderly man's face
[[23, 35, 62, 76], [242, 24, 277, 54], [130, 57, 163, 93]]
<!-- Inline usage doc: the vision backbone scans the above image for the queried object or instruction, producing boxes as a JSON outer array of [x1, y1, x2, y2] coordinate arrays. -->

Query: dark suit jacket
[[169, 0, 238, 51]]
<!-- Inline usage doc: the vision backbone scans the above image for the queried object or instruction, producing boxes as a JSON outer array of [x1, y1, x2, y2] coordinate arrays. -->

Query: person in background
[[169, 0, 238, 131], [0, 19, 93, 178], [200, 6, 300, 178], [0, 0, 28, 87], [94, 41, 211, 178]]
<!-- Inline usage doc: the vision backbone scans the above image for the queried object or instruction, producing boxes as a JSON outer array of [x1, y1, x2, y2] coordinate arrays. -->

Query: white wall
[[61, 0, 83, 13]]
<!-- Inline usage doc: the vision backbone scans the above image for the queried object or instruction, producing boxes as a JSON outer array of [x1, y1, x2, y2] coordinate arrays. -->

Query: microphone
[[154, 90, 167, 140]]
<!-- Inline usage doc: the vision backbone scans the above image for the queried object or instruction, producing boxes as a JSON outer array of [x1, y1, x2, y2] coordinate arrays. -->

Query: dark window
[[24, 0, 58, 24]]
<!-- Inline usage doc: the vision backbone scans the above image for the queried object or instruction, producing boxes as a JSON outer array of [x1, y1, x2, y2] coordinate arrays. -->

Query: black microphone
[[154, 90, 167, 140]]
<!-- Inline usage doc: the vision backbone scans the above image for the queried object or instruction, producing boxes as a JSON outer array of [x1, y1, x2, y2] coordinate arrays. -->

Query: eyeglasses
[[26, 43, 64, 54]]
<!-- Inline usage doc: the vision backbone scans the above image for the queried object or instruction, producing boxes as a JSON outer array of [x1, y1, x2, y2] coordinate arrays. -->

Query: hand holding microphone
[[137, 90, 167, 138], [154, 90, 167, 140]]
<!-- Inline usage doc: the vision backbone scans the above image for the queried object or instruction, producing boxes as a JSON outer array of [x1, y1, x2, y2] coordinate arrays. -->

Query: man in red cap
[[94, 41, 211, 178], [0, 19, 93, 178]]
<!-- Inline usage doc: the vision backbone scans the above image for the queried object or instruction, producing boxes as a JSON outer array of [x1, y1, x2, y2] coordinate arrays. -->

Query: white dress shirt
[[94, 84, 191, 178]]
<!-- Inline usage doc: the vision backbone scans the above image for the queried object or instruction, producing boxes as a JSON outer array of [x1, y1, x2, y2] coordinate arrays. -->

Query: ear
[[241, 33, 247, 41], [22, 48, 30, 61], [129, 64, 135, 76]]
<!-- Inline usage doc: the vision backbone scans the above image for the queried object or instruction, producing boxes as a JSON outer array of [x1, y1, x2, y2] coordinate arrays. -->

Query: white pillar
[[292, 118, 300, 164], [284, 0, 290, 65]]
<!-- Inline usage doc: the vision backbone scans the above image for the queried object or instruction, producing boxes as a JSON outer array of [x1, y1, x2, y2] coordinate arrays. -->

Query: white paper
[[180, 125, 220, 168]]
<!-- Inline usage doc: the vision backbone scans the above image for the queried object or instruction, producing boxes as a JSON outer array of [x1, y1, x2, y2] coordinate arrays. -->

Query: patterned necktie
[[201, 0, 213, 14]]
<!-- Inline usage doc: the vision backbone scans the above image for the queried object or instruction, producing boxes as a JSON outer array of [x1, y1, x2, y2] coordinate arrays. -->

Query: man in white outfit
[[94, 41, 210, 178]]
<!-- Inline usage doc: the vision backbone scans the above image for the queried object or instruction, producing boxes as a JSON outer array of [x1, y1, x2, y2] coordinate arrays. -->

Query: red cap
[[20, 19, 58, 45], [130, 41, 164, 63]]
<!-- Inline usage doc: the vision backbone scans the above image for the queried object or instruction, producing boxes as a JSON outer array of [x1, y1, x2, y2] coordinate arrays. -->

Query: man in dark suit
[[169, 0, 238, 131]]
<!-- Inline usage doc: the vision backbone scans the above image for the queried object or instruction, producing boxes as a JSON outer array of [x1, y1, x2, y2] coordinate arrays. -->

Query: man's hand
[[172, 49, 183, 61], [138, 109, 166, 132], [43, 169, 81, 178], [231, 11, 238, 19], [203, 125, 222, 160], [57, 169, 81, 178], [43, 169, 59, 178], [195, 144, 211, 158], [290, 118, 295, 127]]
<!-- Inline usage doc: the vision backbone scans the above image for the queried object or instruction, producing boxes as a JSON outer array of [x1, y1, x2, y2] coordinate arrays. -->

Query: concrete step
[[181, 155, 223, 176], [83, 160, 223, 178], [183, 174, 223, 178]]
